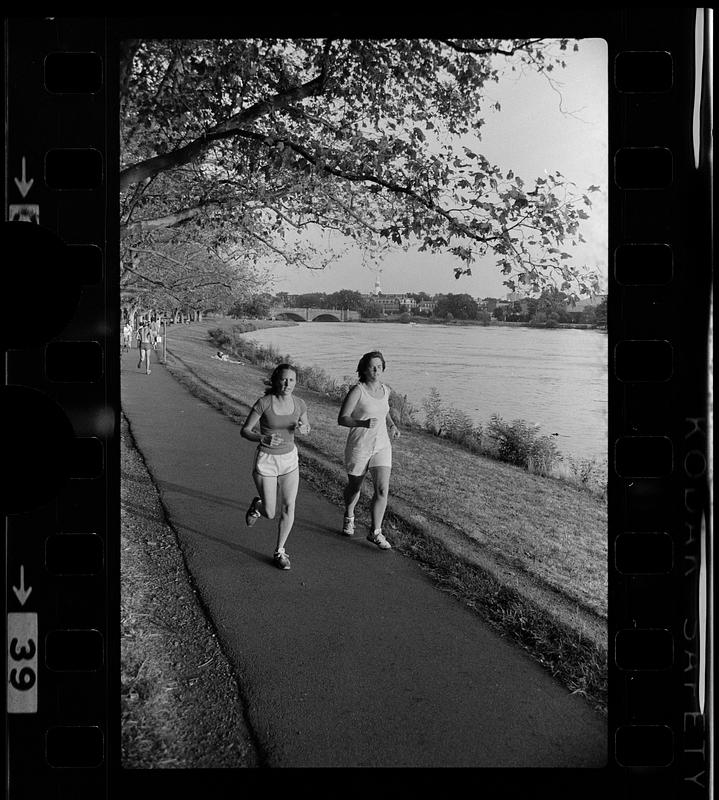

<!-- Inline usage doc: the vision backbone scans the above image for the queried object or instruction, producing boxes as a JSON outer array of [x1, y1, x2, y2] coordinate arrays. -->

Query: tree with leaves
[[228, 292, 274, 319], [361, 300, 383, 319], [434, 293, 480, 320], [120, 38, 603, 310], [120, 240, 266, 324], [536, 285, 570, 322], [325, 289, 366, 310], [290, 292, 326, 308], [593, 296, 607, 328]]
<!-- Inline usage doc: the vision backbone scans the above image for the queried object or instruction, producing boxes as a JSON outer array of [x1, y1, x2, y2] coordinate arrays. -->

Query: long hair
[[263, 362, 297, 395], [356, 351, 386, 383]]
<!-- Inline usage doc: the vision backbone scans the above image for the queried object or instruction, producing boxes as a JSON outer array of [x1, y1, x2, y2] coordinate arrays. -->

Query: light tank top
[[253, 394, 307, 455], [345, 382, 390, 453]]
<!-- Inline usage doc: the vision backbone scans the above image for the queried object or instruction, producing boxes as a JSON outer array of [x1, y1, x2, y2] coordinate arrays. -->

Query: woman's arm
[[296, 405, 311, 435], [386, 411, 401, 439], [240, 407, 264, 443], [338, 386, 372, 428]]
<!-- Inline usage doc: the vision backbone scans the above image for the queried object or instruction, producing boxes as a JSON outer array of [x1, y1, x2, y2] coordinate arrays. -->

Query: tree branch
[[122, 202, 220, 234], [120, 41, 333, 191], [438, 38, 546, 57], [122, 263, 172, 289], [126, 246, 191, 269]]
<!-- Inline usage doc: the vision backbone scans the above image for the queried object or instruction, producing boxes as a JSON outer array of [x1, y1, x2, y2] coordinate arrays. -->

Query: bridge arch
[[311, 313, 341, 322], [269, 306, 361, 322]]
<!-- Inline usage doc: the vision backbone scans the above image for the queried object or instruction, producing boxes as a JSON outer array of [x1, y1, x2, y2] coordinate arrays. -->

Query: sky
[[265, 38, 608, 300]]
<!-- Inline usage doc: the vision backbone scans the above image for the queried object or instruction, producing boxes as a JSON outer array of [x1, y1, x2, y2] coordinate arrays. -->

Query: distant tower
[[373, 268, 382, 296]]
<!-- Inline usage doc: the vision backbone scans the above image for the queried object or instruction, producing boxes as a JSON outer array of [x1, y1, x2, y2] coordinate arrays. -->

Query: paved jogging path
[[121, 349, 607, 768]]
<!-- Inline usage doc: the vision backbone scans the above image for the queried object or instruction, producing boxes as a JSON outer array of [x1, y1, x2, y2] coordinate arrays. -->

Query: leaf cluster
[[120, 38, 603, 301]]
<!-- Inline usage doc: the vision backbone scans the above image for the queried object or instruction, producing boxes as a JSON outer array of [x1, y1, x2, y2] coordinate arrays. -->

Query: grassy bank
[[120, 413, 258, 767], [160, 319, 608, 712]]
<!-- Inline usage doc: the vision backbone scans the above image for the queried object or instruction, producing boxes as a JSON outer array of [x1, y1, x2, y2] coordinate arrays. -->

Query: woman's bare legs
[[275, 468, 299, 553], [368, 466, 391, 531], [252, 472, 278, 521], [343, 473, 365, 520]]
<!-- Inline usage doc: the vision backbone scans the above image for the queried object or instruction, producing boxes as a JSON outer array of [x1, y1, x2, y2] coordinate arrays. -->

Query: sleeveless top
[[252, 394, 308, 455], [345, 382, 391, 454]]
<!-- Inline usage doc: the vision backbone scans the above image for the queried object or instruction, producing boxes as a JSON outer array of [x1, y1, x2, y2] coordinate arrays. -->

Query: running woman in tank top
[[241, 363, 311, 570], [337, 351, 400, 550]]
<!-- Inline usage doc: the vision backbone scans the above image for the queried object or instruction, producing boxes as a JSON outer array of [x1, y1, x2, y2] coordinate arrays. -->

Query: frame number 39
[[7, 613, 38, 713]]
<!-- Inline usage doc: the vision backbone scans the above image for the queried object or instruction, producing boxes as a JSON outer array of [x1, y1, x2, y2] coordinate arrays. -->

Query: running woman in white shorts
[[241, 363, 310, 570], [337, 351, 400, 550]]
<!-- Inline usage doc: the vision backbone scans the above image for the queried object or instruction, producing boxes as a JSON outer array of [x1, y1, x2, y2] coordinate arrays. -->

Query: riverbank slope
[[159, 318, 608, 711]]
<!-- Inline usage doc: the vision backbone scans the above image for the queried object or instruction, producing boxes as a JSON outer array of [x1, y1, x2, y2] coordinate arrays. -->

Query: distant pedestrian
[[122, 321, 132, 352], [136, 321, 153, 375], [337, 350, 400, 549], [150, 318, 161, 350], [241, 363, 311, 570]]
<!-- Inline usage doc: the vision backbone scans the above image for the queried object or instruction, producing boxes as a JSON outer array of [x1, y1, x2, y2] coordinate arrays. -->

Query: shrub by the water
[[485, 414, 560, 473], [294, 365, 352, 403], [207, 328, 232, 349], [566, 455, 608, 496], [422, 388, 483, 452], [389, 389, 418, 427], [422, 387, 445, 436]]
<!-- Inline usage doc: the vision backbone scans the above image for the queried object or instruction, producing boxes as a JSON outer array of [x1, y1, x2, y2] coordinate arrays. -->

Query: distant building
[[379, 293, 406, 312], [372, 269, 382, 296], [362, 292, 425, 314]]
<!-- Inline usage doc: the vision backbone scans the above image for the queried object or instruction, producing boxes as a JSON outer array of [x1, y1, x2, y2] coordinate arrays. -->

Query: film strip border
[[3, 17, 114, 800], [609, 8, 713, 798], [2, 11, 713, 798]]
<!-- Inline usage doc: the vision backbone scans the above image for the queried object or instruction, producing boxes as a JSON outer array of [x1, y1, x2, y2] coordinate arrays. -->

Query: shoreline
[[221, 313, 606, 332], [349, 317, 605, 331]]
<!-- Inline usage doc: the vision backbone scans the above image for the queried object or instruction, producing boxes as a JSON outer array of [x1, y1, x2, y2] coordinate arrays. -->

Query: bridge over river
[[270, 306, 360, 322]]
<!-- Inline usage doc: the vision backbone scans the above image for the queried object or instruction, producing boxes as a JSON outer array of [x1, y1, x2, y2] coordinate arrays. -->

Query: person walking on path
[[337, 350, 400, 550], [122, 321, 132, 353], [241, 363, 311, 570], [150, 317, 161, 351], [136, 321, 153, 375]]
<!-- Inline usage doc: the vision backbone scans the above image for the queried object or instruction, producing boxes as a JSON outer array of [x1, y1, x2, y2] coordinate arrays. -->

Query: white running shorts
[[253, 447, 299, 477], [345, 444, 392, 476]]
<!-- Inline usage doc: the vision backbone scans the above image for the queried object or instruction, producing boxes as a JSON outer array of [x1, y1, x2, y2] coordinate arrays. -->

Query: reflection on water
[[245, 322, 607, 462]]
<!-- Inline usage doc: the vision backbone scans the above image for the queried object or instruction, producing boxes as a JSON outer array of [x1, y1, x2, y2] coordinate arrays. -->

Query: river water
[[244, 322, 607, 462]]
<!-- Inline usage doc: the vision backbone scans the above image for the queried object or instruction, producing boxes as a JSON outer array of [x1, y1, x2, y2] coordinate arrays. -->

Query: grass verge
[[121, 412, 260, 767]]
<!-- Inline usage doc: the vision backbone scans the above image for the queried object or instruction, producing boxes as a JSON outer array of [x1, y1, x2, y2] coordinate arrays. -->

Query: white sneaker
[[273, 551, 291, 570], [342, 516, 355, 536], [245, 496, 262, 527], [367, 530, 391, 550]]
